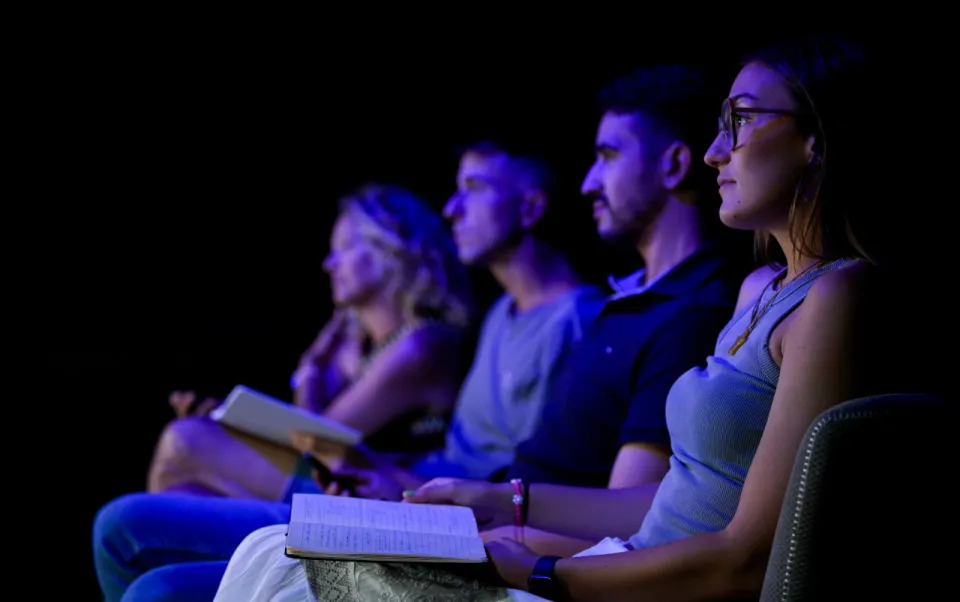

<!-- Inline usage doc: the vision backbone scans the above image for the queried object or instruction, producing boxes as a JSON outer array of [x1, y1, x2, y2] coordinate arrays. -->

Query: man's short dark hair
[[597, 63, 724, 196], [597, 64, 753, 265], [459, 140, 558, 207], [456, 138, 602, 280]]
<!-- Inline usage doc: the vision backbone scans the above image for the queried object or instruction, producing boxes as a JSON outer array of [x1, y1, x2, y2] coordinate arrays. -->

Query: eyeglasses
[[718, 97, 811, 149]]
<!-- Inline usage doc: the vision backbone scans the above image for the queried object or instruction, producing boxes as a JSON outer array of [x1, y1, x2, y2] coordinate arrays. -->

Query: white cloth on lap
[[214, 524, 628, 601], [214, 524, 315, 601]]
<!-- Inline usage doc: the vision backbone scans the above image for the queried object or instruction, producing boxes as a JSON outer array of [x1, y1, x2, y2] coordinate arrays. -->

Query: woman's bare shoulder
[[735, 264, 782, 312], [787, 259, 878, 346], [806, 258, 876, 306], [382, 322, 464, 373]]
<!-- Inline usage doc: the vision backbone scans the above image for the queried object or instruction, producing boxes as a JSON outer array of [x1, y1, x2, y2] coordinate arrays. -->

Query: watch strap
[[527, 555, 563, 599]]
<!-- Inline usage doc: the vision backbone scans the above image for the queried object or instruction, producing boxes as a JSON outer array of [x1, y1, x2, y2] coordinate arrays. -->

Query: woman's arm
[[291, 311, 359, 412], [322, 326, 462, 436], [526, 483, 660, 542], [291, 362, 351, 414], [481, 525, 596, 558], [410, 479, 660, 543], [542, 265, 875, 601]]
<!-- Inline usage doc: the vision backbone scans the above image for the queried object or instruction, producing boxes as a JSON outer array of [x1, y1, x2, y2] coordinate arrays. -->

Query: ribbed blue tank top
[[631, 258, 860, 548]]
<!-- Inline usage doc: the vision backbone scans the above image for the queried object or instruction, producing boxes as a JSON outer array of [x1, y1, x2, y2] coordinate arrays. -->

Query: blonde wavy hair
[[338, 183, 474, 329]]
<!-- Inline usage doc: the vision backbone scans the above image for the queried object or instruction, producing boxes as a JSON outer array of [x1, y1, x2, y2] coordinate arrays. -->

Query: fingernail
[[402, 490, 416, 498]]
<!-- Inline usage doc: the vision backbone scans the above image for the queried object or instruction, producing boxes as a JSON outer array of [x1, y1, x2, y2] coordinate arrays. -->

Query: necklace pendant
[[728, 328, 750, 355]]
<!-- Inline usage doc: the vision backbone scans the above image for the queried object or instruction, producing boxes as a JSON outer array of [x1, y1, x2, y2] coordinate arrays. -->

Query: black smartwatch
[[527, 555, 564, 600]]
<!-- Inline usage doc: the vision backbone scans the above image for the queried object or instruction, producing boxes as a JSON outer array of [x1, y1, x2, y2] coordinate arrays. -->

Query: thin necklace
[[727, 260, 827, 356], [728, 269, 787, 355]]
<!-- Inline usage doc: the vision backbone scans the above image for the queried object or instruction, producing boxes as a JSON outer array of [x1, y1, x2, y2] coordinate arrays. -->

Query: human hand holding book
[[403, 477, 517, 530], [209, 385, 361, 449]]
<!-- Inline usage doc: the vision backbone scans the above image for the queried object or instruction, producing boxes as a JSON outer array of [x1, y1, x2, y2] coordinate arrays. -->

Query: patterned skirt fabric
[[305, 559, 511, 601]]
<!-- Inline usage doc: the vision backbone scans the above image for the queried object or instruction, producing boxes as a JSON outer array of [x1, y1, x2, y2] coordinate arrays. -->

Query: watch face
[[527, 556, 561, 599], [527, 576, 554, 598]]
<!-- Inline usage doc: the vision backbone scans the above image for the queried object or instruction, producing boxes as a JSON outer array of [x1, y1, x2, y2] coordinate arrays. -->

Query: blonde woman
[[146, 183, 474, 502]]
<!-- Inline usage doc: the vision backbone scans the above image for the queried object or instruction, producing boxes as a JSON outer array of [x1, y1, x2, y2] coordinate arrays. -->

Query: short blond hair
[[339, 183, 473, 329]]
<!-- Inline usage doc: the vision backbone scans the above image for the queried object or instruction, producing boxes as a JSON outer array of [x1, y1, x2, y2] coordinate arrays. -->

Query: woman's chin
[[331, 293, 351, 307], [718, 206, 754, 231], [718, 205, 739, 227]]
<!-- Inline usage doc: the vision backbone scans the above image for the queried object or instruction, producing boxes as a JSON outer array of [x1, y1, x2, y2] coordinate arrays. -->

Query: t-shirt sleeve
[[619, 307, 729, 445]]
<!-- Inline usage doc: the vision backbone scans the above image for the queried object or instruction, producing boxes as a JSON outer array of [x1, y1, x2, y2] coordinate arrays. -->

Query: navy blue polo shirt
[[504, 246, 742, 488]]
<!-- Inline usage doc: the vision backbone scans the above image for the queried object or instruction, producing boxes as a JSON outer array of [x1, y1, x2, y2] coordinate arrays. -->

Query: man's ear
[[520, 190, 548, 229], [660, 141, 692, 191]]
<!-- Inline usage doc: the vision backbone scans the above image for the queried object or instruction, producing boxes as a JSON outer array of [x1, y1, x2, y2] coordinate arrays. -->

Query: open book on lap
[[285, 494, 488, 563], [209, 385, 362, 448]]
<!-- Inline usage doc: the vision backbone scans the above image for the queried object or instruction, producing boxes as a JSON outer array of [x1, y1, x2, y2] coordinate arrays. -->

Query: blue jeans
[[93, 493, 291, 602]]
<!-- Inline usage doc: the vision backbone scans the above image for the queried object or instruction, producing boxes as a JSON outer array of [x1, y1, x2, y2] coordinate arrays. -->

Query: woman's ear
[[805, 134, 822, 167]]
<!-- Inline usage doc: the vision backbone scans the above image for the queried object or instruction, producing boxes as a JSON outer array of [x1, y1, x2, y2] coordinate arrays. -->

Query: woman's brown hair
[[745, 35, 876, 268]]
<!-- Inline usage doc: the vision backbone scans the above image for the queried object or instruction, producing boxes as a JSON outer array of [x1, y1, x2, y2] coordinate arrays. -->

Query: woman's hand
[[168, 390, 221, 418], [289, 430, 321, 455], [403, 478, 515, 529], [289, 431, 348, 457], [299, 310, 366, 381], [300, 310, 349, 366], [291, 316, 360, 412], [321, 466, 406, 501], [331, 314, 366, 380], [289, 432, 369, 473], [485, 538, 541, 590]]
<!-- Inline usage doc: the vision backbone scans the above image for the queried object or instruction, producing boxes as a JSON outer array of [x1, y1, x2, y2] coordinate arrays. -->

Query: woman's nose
[[704, 133, 729, 168]]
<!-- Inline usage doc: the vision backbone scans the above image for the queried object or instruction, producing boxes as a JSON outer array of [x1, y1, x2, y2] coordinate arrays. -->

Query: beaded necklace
[[357, 319, 439, 374]]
